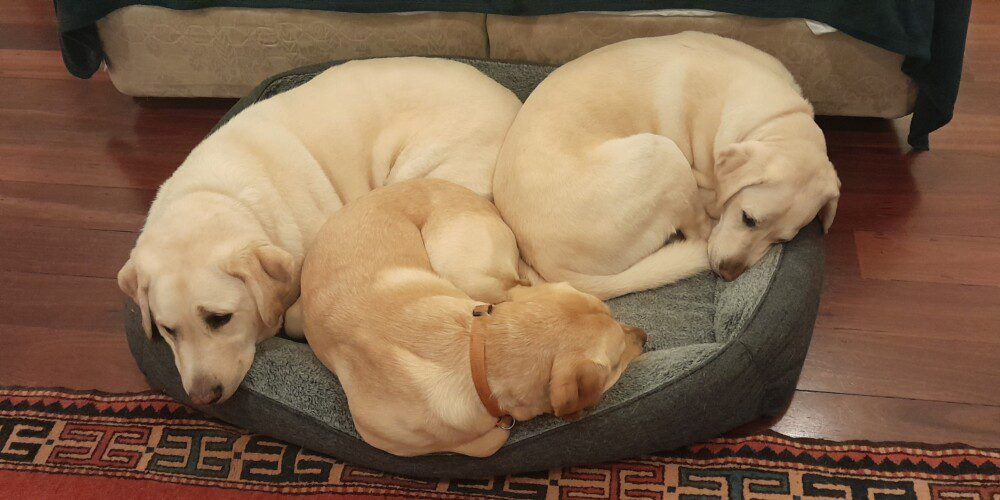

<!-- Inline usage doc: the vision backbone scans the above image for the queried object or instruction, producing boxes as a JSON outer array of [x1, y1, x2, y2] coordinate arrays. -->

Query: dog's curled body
[[494, 32, 840, 297], [302, 179, 646, 457], [118, 58, 521, 405], [301, 179, 520, 456], [151, 57, 519, 258]]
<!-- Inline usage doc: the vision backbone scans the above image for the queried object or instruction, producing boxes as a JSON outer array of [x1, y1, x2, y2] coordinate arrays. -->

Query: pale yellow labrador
[[301, 179, 646, 457], [494, 32, 841, 298], [117, 58, 521, 405]]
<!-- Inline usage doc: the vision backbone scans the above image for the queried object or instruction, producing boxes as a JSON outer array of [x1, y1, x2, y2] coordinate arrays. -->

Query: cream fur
[[117, 58, 521, 405], [494, 32, 841, 297]]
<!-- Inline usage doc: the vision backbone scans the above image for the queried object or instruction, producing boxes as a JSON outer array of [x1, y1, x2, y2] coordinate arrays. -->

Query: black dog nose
[[715, 260, 746, 282], [206, 385, 224, 405], [190, 383, 225, 405]]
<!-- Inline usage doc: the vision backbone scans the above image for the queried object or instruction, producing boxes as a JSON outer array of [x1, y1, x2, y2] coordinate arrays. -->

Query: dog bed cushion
[[125, 59, 825, 479]]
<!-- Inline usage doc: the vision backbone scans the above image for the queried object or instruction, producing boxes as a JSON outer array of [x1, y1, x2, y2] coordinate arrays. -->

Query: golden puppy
[[494, 32, 841, 297], [301, 179, 646, 457]]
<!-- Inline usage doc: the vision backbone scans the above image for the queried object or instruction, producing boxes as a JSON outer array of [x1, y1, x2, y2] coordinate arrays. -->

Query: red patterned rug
[[0, 387, 996, 499]]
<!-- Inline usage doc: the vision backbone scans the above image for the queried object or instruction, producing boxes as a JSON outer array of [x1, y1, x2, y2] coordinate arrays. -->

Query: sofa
[[55, 2, 970, 156]]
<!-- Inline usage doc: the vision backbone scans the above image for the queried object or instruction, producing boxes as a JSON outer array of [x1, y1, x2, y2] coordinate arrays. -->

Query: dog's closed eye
[[205, 313, 233, 330], [741, 211, 758, 229]]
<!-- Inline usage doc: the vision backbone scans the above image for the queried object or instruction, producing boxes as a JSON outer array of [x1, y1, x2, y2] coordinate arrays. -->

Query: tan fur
[[117, 58, 521, 405], [301, 179, 645, 457], [494, 32, 841, 295]]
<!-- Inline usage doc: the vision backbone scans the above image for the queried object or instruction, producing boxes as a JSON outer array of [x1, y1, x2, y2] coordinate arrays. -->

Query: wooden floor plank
[[0, 221, 135, 279], [0, 104, 221, 151], [769, 391, 1000, 449], [2, 0, 58, 25], [832, 149, 1000, 197], [799, 327, 1000, 406], [0, 145, 185, 190], [0, 49, 109, 81], [0, 325, 149, 392], [951, 81, 1000, 116], [834, 192, 1000, 238], [854, 231, 1000, 287], [0, 24, 59, 52], [817, 274, 1000, 344], [964, 16, 1000, 83], [0, 270, 141, 390], [0, 180, 154, 232], [0, 79, 232, 190], [822, 231, 861, 277], [918, 84, 1000, 152], [0, 271, 125, 334], [0, 76, 233, 114]]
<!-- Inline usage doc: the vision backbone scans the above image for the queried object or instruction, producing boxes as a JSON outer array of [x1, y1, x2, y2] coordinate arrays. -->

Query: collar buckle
[[497, 415, 515, 430], [472, 304, 493, 317]]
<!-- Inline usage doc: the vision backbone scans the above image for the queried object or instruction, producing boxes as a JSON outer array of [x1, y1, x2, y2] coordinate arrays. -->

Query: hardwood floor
[[2, 1, 998, 448]]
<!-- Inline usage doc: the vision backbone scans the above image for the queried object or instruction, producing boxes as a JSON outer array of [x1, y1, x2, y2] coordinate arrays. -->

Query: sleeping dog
[[301, 179, 646, 457], [494, 32, 841, 298], [117, 58, 521, 405]]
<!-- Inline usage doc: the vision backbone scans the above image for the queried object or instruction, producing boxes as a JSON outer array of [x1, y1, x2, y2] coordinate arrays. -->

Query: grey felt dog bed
[[125, 59, 824, 479]]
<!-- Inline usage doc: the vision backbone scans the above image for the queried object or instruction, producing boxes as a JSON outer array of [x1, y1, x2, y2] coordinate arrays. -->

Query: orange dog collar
[[469, 304, 514, 430]]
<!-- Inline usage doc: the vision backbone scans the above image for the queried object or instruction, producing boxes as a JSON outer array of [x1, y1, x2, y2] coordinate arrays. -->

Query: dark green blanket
[[53, 0, 970, 149]]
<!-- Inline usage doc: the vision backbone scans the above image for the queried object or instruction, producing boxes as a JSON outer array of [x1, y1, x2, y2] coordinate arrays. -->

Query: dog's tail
[[556, 240, 709, 300]]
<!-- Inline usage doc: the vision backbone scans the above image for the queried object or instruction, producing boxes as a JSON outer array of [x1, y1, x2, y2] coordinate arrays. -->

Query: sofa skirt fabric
[[95, 6, 914, 121]]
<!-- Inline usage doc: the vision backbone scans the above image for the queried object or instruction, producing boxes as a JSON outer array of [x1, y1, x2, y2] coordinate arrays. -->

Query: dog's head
[[708, 139, 840, 281], [118, 234, 294, 405], [495, 283, 646, 421]]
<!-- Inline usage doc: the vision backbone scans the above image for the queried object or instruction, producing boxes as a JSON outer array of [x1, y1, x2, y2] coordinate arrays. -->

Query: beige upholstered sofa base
[[98, 7, 489, 97], [97, 6, 916, 118]]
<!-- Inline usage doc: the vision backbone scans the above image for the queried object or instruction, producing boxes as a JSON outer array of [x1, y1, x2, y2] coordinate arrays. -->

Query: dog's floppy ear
[[226, 243, 294, 328], [714, 141, 767, 205], [819, 194, 840, 234], [118, 255, 152, 338], [818, 166, 841, 234], [621, 323, 648, 344], [549, 358, 610, 420]]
